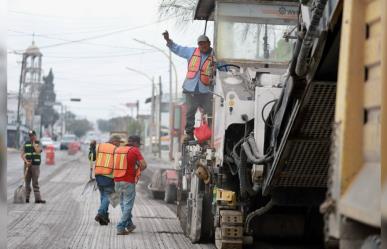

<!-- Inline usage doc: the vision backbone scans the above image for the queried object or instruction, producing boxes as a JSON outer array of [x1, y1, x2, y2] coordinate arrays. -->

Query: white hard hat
[[197, 35, 210, 43]]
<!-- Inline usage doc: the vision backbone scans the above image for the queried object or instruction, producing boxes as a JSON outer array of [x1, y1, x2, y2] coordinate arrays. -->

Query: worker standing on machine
[[163, 30, 215, 142]]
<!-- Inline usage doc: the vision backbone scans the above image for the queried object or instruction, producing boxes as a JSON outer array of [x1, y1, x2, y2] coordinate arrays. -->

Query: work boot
[[105, 213, 110, 223], [126, 224, 136, 233], [35, 199, 46, 204], [117, 229, 130, 235], [95, 214, 108, 225], [26, 198, 29, 203]]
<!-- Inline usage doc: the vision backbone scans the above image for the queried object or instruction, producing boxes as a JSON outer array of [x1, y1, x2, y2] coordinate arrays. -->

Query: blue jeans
[[115, 182, 136, 231], [96, 176, 115, 217]]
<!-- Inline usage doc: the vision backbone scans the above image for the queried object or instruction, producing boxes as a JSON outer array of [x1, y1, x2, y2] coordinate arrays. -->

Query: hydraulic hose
[[245, 200, 274, 234], [247, 135, 260, 159], [231, 138, 244, 167], [295, 0, 328, 77], [242, 141, 272, 165], [289, 34, 303, 77], [224, 155, 238, 176], [238, 148, 256, 197]]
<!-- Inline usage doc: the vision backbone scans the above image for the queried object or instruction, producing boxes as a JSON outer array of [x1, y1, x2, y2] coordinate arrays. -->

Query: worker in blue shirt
[[163, 30, 214, 142]]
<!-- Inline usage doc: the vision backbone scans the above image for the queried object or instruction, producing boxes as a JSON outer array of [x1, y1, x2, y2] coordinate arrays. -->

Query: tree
[[97, 119, 111, 133], [65, 111, 93, 137], [97, 116, 144, 136], [158, 0, 196, 26], [37, 69, 59, 128], [66, 118, 93, 138]]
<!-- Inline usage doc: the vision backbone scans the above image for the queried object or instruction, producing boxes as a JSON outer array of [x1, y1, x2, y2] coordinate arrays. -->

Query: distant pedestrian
[[21, 130, 46, 204], [94, 135, 121, 225], [113, 135, 147, 235]]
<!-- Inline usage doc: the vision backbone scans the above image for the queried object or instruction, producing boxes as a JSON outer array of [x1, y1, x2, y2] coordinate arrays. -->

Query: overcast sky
[[7, 0, 213, 121]]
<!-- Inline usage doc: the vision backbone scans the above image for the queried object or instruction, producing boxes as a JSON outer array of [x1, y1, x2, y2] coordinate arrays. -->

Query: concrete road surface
[[7, 150, 215, 249]]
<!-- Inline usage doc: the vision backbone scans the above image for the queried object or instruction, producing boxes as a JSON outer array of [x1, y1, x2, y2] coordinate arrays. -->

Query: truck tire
[[200, 190, 214, 241], [164, 184, 177, 203], [360, 235, 381, 249]]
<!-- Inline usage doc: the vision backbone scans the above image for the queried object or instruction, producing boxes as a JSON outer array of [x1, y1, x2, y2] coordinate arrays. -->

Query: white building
[[7, 92, 29, 148]]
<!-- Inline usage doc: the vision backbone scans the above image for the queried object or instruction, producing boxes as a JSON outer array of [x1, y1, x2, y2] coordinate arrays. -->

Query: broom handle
[[22, 163, 30, 186]]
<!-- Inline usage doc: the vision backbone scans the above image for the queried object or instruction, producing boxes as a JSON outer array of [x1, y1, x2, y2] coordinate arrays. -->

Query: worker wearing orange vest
[[113, 135, 147, 235], [163, 30, 215, 142], [94, 135, 121, 226]]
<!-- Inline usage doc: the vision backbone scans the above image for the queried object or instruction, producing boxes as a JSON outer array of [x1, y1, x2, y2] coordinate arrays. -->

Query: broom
[[13, 164, 29, 204]]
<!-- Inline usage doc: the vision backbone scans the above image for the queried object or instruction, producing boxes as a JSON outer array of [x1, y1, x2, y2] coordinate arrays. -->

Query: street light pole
[[125, 67, 156, 154], [54, 98, 81, 138], [158, 76, 162, 159], [133, 39, 178, 161]]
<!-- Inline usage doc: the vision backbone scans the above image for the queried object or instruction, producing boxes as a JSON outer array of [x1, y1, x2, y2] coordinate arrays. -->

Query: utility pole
[[158, 76, 162, 159], [15, 55, 26, 149], [60, 104, 64, 137], [169, 50, 174, 160], [151, 79, 155, 155], [63, 105, 67, 135], [136, 100, 139, 119]]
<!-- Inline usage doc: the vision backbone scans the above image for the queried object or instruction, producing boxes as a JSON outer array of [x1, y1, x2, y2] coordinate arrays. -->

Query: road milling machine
[[176, 0, 383, 249]]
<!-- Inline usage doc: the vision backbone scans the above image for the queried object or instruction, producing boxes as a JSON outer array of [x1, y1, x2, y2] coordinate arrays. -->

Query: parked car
[[40, 137, 54, 149], [53, 141, 61, 150], [148, 168, 178, 203], [60, 134, 77, 150]]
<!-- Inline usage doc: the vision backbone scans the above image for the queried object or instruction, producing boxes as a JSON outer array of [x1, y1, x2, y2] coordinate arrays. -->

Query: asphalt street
[[7, 149, 215, 249]]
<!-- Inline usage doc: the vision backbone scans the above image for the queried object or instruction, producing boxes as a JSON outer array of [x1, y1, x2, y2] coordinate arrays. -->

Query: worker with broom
[[20, 130, 46, 204]]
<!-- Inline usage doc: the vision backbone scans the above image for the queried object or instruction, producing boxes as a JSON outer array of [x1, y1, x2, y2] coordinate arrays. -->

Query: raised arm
[[162, 30, 195, 60]]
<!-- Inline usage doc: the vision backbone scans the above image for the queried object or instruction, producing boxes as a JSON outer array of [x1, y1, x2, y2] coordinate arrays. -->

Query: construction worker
[[163, 30, 214, 142], [21, 130, 46, 204], [88, 140, 97, 180], [113, 135, 147, 235], [94, 135, 121, 225]]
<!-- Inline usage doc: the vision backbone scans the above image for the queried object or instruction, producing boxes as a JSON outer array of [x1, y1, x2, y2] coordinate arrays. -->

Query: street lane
[[7, 151, 215, 249]]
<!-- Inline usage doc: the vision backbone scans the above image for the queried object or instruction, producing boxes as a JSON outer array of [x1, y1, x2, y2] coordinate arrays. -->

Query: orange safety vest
[[186, 48, 214, 86], [113, 146, 142, 183], [95, 143, 116, 176]]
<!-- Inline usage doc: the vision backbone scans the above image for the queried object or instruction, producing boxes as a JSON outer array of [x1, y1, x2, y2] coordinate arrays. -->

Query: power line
[[44, 51, 157, 60], [9, 10, 136, 21], [11, 16, 180, 52], [8, 29, 155, 50]]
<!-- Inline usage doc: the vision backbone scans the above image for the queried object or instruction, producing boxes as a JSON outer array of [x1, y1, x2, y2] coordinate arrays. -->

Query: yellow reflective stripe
[[25, 144, 32, 147], [120, 154, 125, 169], [189, 56, 198, 71], [25, 153, 32, 155], [96, 153, 103, 166], [105, 154, 111, 168], [202, 57, 213, 75]]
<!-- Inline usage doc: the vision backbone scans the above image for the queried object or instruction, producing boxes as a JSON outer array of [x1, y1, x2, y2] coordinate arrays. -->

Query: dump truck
[[323, 1, 385, 248], [176, 0, 384, 249]]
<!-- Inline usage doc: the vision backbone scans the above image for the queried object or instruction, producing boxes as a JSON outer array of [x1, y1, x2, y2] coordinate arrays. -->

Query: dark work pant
[[24, 165, 42, 201], [185, 93, 212, 135]]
